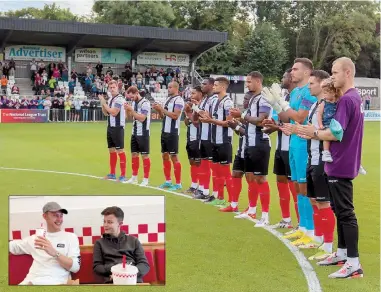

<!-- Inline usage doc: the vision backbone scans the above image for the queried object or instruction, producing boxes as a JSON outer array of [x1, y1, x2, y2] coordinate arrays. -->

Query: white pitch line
[[1, 166, 322, 292]]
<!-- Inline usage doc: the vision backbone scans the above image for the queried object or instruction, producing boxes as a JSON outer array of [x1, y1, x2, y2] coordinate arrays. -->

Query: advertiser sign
[[364, 110, 380, 122], [356, 87, 378, 98], [74, 48, 131, 64], [5, 45, 66, 62], [137, 52, 190, 67], [1, 109, 48, 123]]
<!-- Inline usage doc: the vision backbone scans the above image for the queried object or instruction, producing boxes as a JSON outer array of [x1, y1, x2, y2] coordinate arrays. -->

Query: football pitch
[[0, 122, 379, 292]]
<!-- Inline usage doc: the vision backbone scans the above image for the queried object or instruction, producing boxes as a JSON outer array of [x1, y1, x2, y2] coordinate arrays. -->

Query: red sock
[[174, 161, 182, 184], [163, 160, 171, 181], [277, 182, 290, 219], [214, 164, 225, 200], [132, 156, 139, 176], [313, 205, 323, 237], [143, 158, 150, 179], [248, 181, 259, 207], [211, 163, 218, 193], [320, 207, 336, 243], [232, 177, 242, 202], [220, 165, 233, 202], [288, 181, 299, 222], [109, 152, 117, 175], [118, 152, 126, 177], [190, 165, 198, 184], [201, 160, 211, 190], [258, 181, 270, 213]]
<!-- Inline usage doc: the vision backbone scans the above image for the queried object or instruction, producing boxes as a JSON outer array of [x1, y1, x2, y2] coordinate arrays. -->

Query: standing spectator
[[89, 97, 98, 121], [7, 98, 14, 109], [0, 96, 7, 108], [104, 73, 111, 84], [96, 61, 103, 77], [144, 72, 150, 86], [14, 98, 21, 109], [149, 77, 156, 93], [20, 97, 29, 109], [68, 78, 75, 94], [117, 79, 123, 93], [2, 62, 9, 78], [131, 74, 136, 87], [0, 61, 3, 77], [52, 67, 61, 81], [71, 69, 78, 81], [82, 98, 90, 122], [58, 97, 65, 121], [43, 97, 52, 121], [364, 94, 371, 110], [1, 75, 7, 94], [30, 58, 38, 86], [11, 84, 20, 95], [33, 73, 41, 95], [51, 97, 60, 122], [38, 59, 45, 75], [73, 97, 82, 122], [48, 76, 57, 96], [37, 96, 44, 109], [136, 72, 143, 89], [64, 96, 72, 122], [87, 63, 93, 76], [85, 74, 92, 93], [157, 73, 164, 88], [30, 96, 38, 109], [106, 67, 113, 76], [62, 66, 69, 82], [91, 82, 98, 98], [165, 73, 172, 86], [57, 60, 64, 76], [70, 96, 76, 121], [8, 58, 16, 77], [47, 62, 56, 79], [125, 66, 132, 83]]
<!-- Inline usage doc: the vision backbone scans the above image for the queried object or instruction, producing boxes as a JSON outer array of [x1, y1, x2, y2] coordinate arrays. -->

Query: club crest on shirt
[[57, 243, 65, 248]]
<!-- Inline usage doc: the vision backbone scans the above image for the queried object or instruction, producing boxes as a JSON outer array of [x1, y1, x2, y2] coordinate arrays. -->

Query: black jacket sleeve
[[93, 241, 113, 276], [134, 239, 150, 278]]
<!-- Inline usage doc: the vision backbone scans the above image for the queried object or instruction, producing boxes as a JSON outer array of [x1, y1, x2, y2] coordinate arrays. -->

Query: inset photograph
[[9, 195, 165, 286]]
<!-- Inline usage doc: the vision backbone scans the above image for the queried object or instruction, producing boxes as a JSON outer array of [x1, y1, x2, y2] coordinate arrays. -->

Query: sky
[[0, 0, 94, 16]]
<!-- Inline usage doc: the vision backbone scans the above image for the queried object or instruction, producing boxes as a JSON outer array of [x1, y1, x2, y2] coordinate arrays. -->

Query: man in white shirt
[[9, 202, 81, 285]]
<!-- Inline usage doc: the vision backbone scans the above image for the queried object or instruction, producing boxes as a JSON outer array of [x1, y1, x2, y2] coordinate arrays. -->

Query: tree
[[93, 1, 175, 27], [3, 3, 79, 21], [239, 22, 288, 84]]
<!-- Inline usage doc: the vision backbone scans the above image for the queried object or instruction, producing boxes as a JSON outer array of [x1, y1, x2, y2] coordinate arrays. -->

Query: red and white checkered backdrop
[[10, 196, 165, 245]]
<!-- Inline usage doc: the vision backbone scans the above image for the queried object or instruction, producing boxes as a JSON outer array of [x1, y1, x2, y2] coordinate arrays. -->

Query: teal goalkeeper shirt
[[289, 84, 317, 146]]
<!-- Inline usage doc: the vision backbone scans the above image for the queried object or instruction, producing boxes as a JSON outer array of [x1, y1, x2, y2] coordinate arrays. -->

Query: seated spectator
[[11, 84, 20, 95], [30, 96, 38, 109], [9, 202, 80, 285], [20, 97, 29, 109], [1, 75, 7, 94], [7, 98, 14, 109], [93, 206, 149, 284], [0, 96, 7, 108]]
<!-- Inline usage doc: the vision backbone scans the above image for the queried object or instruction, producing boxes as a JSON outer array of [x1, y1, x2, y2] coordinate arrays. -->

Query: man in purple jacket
[[297, 57, 364, 279]]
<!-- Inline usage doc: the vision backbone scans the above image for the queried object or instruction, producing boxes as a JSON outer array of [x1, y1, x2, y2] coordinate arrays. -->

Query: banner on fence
[[364, 110, 380, 122], [0, 109, 48, 123]]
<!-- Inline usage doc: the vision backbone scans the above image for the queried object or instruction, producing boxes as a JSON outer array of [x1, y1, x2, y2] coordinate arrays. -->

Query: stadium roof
[[0, 17, 228, 61]]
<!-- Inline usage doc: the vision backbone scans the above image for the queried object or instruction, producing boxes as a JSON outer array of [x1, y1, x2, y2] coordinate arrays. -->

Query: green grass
[[0, 122, 379, 292]]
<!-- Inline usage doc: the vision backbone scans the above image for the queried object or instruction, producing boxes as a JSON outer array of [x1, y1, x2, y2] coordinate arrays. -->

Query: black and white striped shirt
[[131, 97, 150, 136], [107, 94, 126, 127], [246, 93, 272, 147], [186, 116, 200, 142], [162, 95, 184, 135], [199, 94, 218, 141], [211, 95, 233, 144], [307, 101, 323, 166]]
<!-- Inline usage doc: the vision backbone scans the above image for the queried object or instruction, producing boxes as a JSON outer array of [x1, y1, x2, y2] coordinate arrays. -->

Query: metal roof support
[[67, 34, 87, 56], [0, 30, 13, 51], [131, 39, 155, 60]]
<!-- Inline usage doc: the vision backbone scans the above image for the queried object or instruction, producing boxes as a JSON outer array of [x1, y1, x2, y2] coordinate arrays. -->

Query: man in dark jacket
[[93, 206, 150, 283]]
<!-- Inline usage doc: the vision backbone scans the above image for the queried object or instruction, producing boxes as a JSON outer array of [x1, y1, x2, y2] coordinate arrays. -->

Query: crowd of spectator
[[0, 59, 16, 78]]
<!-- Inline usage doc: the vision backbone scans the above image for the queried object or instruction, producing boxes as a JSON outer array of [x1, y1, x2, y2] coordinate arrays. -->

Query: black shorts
[[75, 109, 81, 114], [161, 132, 179, 155], [200, 140, 213, 160], [131, 135, 149, 154], [107, 126, 125, 150], [244, 144, 270, 175], [186, 140, 201, 161], [212, 143, 232, 165], [307, 163, 330, 202], [273, 150, 291, 179], [232, 155, 245, 172]]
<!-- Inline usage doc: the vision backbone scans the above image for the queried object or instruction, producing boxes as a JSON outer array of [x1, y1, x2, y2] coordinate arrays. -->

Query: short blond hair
[[333, 57, 356, 77]]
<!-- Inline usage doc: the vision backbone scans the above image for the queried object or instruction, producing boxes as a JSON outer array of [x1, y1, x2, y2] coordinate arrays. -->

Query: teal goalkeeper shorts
[[289, 144, 308, 183]]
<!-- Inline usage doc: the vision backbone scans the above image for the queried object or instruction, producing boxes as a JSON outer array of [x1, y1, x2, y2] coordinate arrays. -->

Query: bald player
[[297, 57, 364, 279]]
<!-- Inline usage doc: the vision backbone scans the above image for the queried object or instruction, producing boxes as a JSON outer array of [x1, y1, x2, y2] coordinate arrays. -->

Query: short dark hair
[[204, 77, 215, 85], [247, 71, 264, 81], [294, 58, 314, 70], [193, 86, 202, 93], [126, 86, 139, 94], [215, 77, 230, 87], [101, 206, 124, 222], [285, 68, 292, 74], [310, 70, 330, 81]]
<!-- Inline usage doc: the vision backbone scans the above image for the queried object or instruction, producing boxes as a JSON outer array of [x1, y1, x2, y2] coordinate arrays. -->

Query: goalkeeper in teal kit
[[263, 58, 317, 246]]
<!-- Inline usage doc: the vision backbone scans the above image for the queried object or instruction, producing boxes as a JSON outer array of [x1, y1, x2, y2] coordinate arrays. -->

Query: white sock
[[191, 182, 198, 189], [231, 202, 238, 208], [306, 229, 314, 238], [142, 178, 148, 182], [347, 257, 360, 269], [199, 185, 204, 191], [203, 189, 209, 195], [166, 180, 172, 184], [212, 191, 218, 197], [323, 242, 333, 253], [248, 207, 256, 214], [261, 212, 269, 221], [131, 176, 137, 180], [336, 248, 347, 258], [314, 235, 323, 244], [300, 226, 307, 233], [283, 217, 291, 223]]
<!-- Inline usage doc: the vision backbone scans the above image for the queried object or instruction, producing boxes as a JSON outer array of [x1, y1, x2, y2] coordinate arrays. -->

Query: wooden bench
[[9, 243, 165, 285]]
